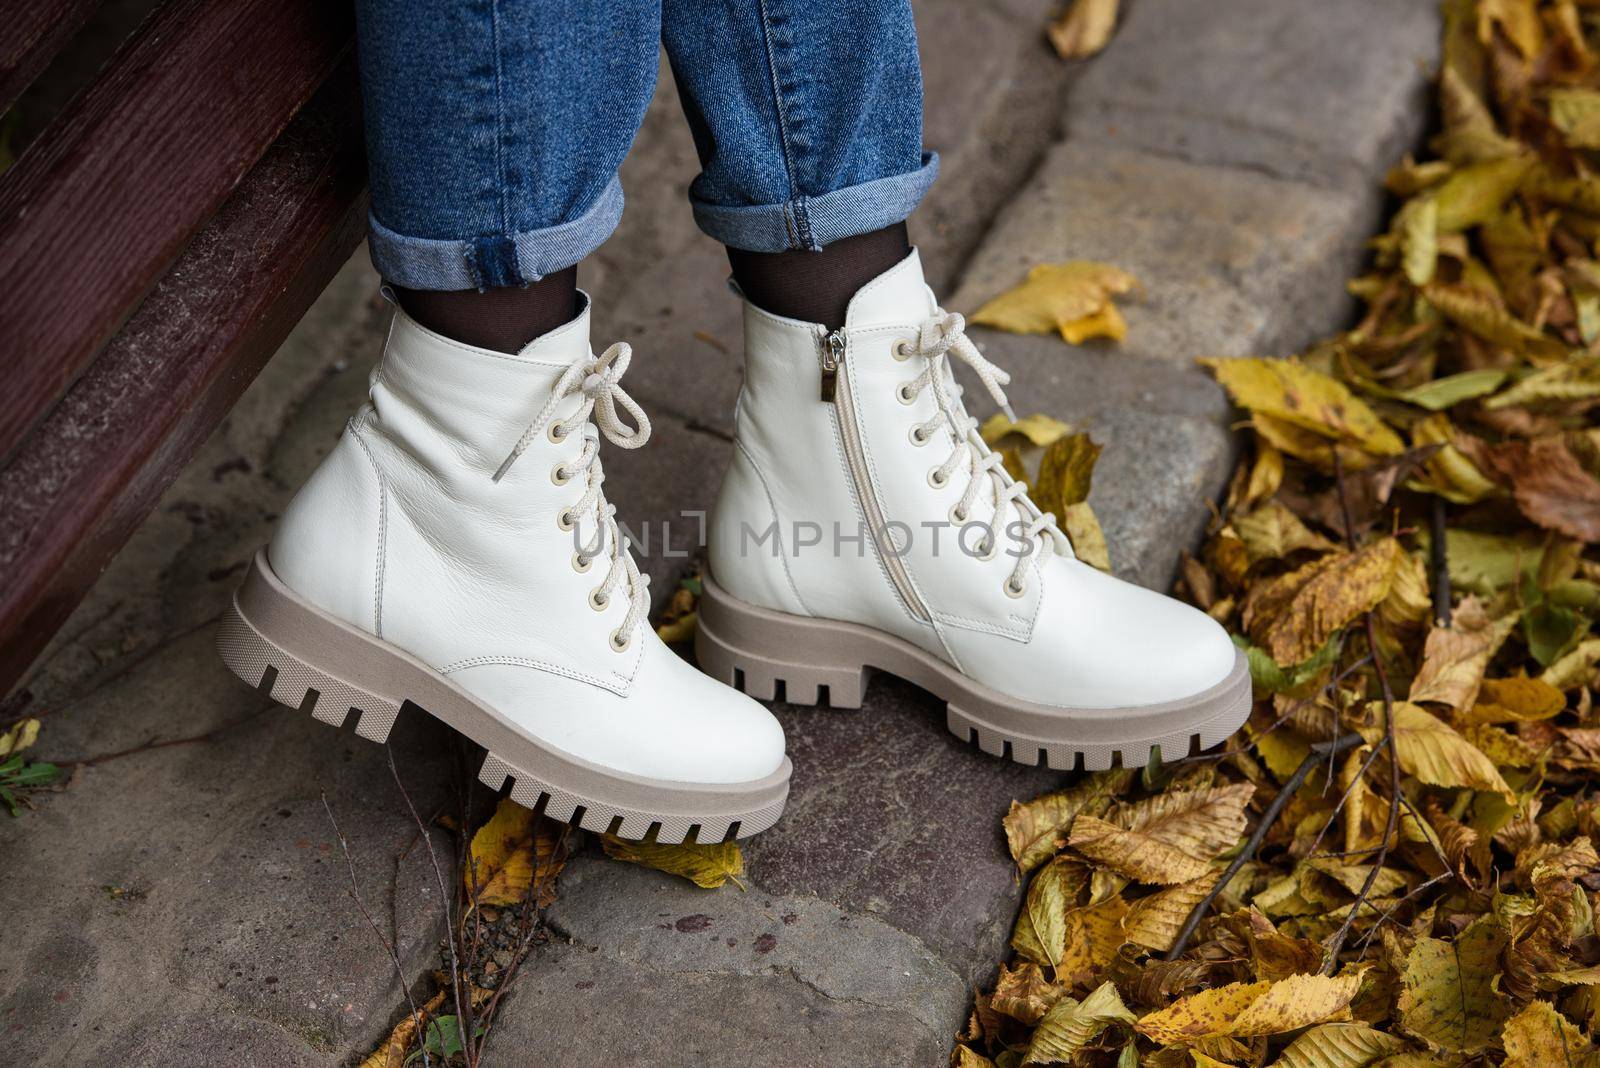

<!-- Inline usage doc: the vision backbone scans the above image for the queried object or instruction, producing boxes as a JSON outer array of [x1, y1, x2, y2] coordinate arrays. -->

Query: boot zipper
[[819, 328, 931, 623]]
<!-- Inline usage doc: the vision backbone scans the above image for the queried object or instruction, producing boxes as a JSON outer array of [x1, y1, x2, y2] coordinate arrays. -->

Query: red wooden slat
[[0, 0, 353, 464], [0, 68, 368, 694], [0, 0, 103, 114]]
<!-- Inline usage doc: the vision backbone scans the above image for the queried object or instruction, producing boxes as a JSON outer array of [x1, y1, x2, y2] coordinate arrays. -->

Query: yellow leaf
[[1068, 783, 1254, 885], [1550, 88, 1600, 149], [1397, 195, 1439, 285], [654, 610, 697, 644], [1034, 433, 1102, 514], [1409, 413, 1499, 504], [1202, 357, 1405, 459], [0, 718, 40, 758], [1234, 502, 1339, 564], [1003, 770, 1132, 873], [972, 262, 1139, 345], [1484, 354, 1600, 409], [1062, 502, 1112, 573], [466, 798, 567, 907], [1059, 302, 1128, 344], [1408, 596, 1519, 710], [1502, 1000, 1597, 1068], [1058, 894, 1131, 986], [1397, 917, 1509, 1054], [1138, 973, 1362, 1043], [1463, 676, 1566, 724], [1046, 0, 1121, 60], [1269, 1021, 1413, 1068], [1242, 539, 1406, 666], [1121, 877, 1212, 951], [953, 1046, 997, 1068], [1479, 0, 1544, 59], [1244, 442, 1285, 507], [1011, 855, 1086, 968], [1431, 155, 1534, 232], [1023, 982, 1136, 1065], [1363, 701, 1512, 796], [359, 990, 447, 1068], [1423, 280, 1564, 358], [980, 412, 1072, 448], [601, 835, 744, 889]]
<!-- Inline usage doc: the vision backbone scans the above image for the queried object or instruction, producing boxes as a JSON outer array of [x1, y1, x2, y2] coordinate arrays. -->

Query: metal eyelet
[[1004, 576, 1027, 599], [909, 425, 930, 447], [928, 468, 949, 489], [891, 339, 913, 362], [556, 509, 576, 532], [551, 464, 572, 486], [547, 422, 569, 444], [589, 588, 610, 611], [949, 504, 969, 525], [896, 383, 917, 405], [609, 628, 631, 652], [572, 551, 593, 574], [976, 534, 999, 562]]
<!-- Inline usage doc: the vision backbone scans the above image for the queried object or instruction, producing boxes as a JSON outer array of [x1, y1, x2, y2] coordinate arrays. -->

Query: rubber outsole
[[695, 575, 1252, 772], [216, 551, 790, 843]]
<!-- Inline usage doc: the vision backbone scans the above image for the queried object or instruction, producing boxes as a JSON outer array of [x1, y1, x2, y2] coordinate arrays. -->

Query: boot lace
[[494, 342, 653, 650], [898, 311, 1069, 595]]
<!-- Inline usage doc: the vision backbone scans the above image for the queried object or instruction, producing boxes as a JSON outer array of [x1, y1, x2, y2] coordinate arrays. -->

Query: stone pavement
[[0, 2, 1439, 1064]]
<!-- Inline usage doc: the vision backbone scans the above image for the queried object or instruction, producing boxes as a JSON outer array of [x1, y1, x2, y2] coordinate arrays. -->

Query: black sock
[[726, 223, 911, 331], [394, 266, 579, 353]]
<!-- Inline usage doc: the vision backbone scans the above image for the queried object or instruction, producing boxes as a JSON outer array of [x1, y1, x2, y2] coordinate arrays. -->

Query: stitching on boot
[[349, 415, 389, 639], [732, 437, 813, 617]]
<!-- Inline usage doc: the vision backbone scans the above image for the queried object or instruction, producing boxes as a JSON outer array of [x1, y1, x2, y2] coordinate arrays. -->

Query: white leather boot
[[218, 300, 789, 842], [699, 251, 1250, 771]]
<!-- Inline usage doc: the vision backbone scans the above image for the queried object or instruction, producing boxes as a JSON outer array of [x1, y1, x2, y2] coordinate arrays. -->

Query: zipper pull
[[819, 330, 845, 403]]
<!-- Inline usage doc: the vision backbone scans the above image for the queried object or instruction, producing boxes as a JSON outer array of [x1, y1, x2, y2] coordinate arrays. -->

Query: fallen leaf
[[1023, 981, 1135, 1064], [1407, 596, 1518, 710], [1046, 0, 1121, 60], [1396, 917, 1508, 1054], [1136, 972, 1361, 1043], [1462, 676, 1566, 723], [1011, 855, 1086, 968], [972, 262, 1139, 345], [1233, 502, 1340, 563], [1004, 770, 1132, 873], [1269, 1021, 1414, 1068], [1033, 433, 1101, 517], [1364, 701, 1513, 796], [1121, 877, 1212, 951], [601, 835, 744, 889], [1242, 539, 1406, 666], [1062, 502, 1112, 572], [1501, 1000, 1597, 1068], [466, 798, 567, 907], [989, 961, 1068, 1026], [1202, 358, 1405, 460], [1068, 784, 1254, 885], [1479, 437, 1600, 542], [981, 413, 1072, 448]]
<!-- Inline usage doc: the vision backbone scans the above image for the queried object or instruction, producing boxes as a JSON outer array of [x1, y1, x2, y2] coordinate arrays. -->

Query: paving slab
[[1066, 0, 1440, 189]]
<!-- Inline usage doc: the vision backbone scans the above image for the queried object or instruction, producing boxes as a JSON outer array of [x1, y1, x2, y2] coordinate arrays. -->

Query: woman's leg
[[677, 0, 1250, 773], [661, 0, 934, 329], [355, 0, 660, 348]]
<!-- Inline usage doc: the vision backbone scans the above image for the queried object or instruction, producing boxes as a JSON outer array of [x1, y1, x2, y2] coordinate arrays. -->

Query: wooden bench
[[0, 0, 369, 693]]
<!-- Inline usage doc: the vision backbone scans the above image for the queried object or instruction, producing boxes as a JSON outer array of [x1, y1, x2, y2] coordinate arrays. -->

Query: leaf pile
[[963, 2, 1600, 1063]]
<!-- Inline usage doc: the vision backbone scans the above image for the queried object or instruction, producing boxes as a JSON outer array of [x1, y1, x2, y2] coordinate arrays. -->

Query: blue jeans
[[355, 0, 938, 291]]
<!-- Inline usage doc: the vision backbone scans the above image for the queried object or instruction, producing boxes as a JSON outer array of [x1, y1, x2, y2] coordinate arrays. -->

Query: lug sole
[[696, 576, 1252, 772], [216, 550, 790, 843]]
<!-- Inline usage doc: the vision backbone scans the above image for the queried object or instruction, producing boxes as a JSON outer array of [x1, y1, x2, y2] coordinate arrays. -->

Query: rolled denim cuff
[[367, 176, 625, 291], [692, 153, 939, 253]]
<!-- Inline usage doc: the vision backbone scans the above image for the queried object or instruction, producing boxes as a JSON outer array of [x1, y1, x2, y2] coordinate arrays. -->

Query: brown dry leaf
[[1046, 0, 1121, 60], [1396, 917, 1508, 1054], [990, 961, 1068, 1026], [1068, 784, 1254, 885], [953, 1046, 998, 1068], [1463, 675, 1567, 723], [1023, 981, 1136, 1064], [972, 262, 1139, 345], [1481, 437, 1600, 542], [466, 797, 567, 907], [1241, 538, 1406, 666], [1136, 972, 1361, 1044], [1234, 502, 1340, 564], [1542, 637, 1600, 690], [1409, 413, 1500, 504], [600, 835, 744, 889], [1501, 1000, 1599, 1068], [1003, 770, 1132, 873], [1034, 433, 1102, 516], [1407, 596, 1519, 710], [1364, 701, 1513, 796], [1202, 358, 1405, 460], [1269, 1021, 1414, 1068], [1121, 878, 1212, 952]]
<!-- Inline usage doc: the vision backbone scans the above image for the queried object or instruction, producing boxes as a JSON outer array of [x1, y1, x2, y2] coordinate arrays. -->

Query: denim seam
[[754, 0, 805, 251], [489, 0, 510, 238]]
